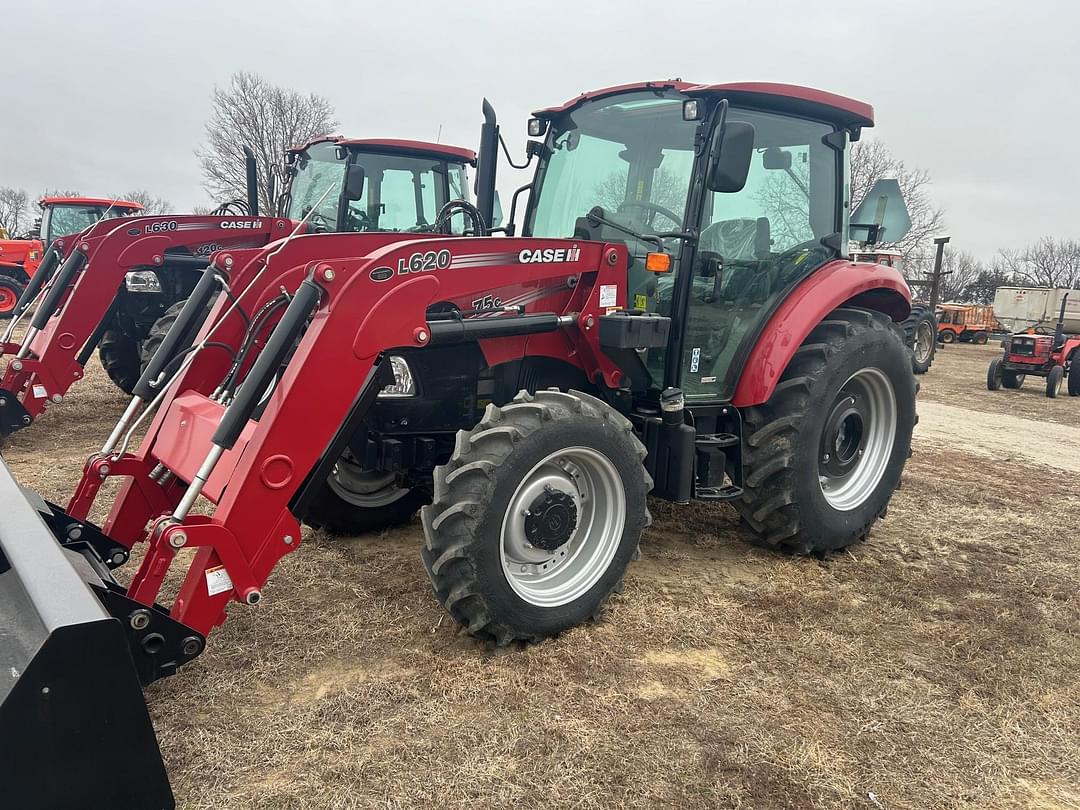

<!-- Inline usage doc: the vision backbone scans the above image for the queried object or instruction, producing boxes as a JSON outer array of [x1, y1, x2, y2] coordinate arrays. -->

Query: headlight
[[124, 270, 162, 293], [379, 355, 416, 397]]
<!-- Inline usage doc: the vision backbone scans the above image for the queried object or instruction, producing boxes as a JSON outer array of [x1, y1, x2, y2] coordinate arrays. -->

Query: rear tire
[[1046, 365, 1064, 398], [303, 454, 429, 535], [973, 331, 988, 345], [940, 330, 956, 344], [987, 359, 1002, 391], [421, 389, 651, 644], [1069, 361, 1080, 397], [734, 308, 916, 555], [98, 329, 141, 394], [1001, 370, 1025, 390], [0, 275, 25, 318], [900, 304, 937, 374]]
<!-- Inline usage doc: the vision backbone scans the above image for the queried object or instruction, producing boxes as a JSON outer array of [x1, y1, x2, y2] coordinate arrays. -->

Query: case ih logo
[[517, 247, 581, 264], [220, 220, 264, 230]]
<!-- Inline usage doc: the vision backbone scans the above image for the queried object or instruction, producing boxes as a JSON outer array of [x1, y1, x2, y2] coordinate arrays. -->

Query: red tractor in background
[[0, 81, 918, 807], [0, 196, 143, 316], [0, 139, 476, 434], [987, 293, 1080, 397]]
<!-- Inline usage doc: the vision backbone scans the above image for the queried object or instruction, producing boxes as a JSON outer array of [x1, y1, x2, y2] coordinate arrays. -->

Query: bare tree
[[935, 250, 985, 301], [0, 187, 32, 237], [999, 237, 1080, 289], [117, 190, 173, 215], [196, 72, 337, 214], [849, 138, 945, 260], [39, 189, 83, 199]]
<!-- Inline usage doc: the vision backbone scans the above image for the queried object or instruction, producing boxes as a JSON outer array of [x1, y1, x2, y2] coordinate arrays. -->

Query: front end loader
[[0, 138, 476, 433], [0, 82, 917, 804]]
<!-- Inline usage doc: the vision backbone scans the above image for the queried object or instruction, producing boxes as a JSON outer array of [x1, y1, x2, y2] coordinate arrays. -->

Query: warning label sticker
[[205, 565, 234, 597], [599, 284, 618, 308], [32, 384, 47, 399]]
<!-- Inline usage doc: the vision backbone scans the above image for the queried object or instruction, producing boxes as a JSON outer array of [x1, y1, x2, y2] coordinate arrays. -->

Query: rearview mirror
[[343, 165, 366, 201], [850, 178, 911, 245], [762, 147, 791, 171], [707, 121, 755, 193]]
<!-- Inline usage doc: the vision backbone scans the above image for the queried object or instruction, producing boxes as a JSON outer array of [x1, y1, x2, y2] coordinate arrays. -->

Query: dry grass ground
[[3, 337, 1079, 809]]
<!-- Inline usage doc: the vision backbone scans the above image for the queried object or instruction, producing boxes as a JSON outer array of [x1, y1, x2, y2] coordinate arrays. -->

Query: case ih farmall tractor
[[0, 81, 917, 807], [0, 195, 143, 317], [987, 293, 1080, 397], [0, 139, 476, 434]]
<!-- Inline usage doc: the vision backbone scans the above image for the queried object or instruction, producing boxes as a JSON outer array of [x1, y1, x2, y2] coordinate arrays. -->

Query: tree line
[[2, 70, 1076, 308]]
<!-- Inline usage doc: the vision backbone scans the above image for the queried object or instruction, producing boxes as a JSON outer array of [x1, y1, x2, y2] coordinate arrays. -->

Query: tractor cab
[[521, 82, 908, 402], [281, 137, 476, 234], [36, 196, 144, 247]]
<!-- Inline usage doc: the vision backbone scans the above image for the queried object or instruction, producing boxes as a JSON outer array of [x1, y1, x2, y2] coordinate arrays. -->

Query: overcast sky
[[3, 0, 1076, 260]]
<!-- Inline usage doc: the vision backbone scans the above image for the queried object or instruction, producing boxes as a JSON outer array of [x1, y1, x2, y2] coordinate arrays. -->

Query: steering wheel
[[617, 200, 683, 230], [305, 209, 336, 233]]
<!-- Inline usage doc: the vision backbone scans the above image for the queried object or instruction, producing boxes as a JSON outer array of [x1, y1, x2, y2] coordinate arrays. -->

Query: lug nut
[[129, 609, 152, 631]]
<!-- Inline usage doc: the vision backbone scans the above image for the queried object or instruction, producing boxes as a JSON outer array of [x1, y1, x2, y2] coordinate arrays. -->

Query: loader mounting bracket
[[0, 388, 32, 436]]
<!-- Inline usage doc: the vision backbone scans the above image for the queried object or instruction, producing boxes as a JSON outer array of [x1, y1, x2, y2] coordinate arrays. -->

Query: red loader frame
[[62, 232, 627, 638], [0, 215, 291, 434]]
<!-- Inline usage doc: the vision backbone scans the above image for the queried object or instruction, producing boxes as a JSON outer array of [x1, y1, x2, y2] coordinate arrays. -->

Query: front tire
[[421, 389, 651, 644], [940, 330, 956, 344], [900, 304, 937, 374], [973, 331, 989, 345], [734, 307, 916, 555], [987, 359, 1002, 391], [1046, 365, 1064, 398], [98, 329, 142, 394]]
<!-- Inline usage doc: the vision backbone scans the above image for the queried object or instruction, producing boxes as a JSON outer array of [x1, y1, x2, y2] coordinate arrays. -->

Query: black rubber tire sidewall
[[461, 417, 647, 638], [1046, 365, 1063, 398], [783, 320, 916, 552], [941, 330, 956, 344], [98, 329, 142, 394], [987, 359, 1002, 390], [1069, 363, 1080, 397], [302, 479, 428, 535]]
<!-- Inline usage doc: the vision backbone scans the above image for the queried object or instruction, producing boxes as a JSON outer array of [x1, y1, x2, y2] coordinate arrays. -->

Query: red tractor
[[0, 196, 144, 317], [987, 293, 1080, 397], [0, 139, 476, 434], [0, 81, 917, 807]]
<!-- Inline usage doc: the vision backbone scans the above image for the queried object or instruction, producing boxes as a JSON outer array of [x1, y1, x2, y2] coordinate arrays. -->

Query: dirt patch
[[918, 400, 1080, 472], [2, 337, 1079, 809]]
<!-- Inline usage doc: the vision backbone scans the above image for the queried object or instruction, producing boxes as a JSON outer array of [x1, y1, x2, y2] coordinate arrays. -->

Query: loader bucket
[[0, 460, 174, 809]]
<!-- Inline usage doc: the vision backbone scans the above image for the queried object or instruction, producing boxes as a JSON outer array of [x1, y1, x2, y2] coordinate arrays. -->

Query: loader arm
[[52, 235, 628, 642], [0, 215, 293, 435]]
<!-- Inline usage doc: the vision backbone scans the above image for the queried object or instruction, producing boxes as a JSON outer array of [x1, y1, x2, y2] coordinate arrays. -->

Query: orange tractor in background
[[936, 302, 998, 344], [0, 196, 144, 317]]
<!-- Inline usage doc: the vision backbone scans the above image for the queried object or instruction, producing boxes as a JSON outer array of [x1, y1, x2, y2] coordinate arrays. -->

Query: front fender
[[731, 259, 911, 407]]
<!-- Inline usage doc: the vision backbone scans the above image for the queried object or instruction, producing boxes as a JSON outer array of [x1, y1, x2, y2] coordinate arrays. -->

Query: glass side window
[[44, 205, 113, 243], [681, 109, 839, 400], [286, 141, 344, 230]]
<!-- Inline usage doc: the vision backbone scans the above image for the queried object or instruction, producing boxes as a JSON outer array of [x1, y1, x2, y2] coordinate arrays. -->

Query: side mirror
[[762, 147, 791, 171], [850, 178, 911, 245], [343, 165, 366, 201], [707, 121, 755, 193]]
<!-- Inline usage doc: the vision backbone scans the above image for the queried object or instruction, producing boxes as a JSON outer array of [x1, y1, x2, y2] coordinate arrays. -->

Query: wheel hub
[[820, 395, 866, 477], [524, 486, 578, 551]]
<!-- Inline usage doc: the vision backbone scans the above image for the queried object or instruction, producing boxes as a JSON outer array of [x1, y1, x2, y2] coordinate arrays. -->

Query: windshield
[[42, 204, 131, 245], [526, 90, 697, 239], [286, 141, 471, 234]]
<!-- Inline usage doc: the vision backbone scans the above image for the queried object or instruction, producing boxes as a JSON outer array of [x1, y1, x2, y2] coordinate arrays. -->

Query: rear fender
[[731, 259, 911, 407]]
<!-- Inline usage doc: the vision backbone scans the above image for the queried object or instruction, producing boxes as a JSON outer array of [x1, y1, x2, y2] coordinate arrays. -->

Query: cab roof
[[533, 80, 874, 130], [290, 136, 477, 165], [39, 196, 144, 210]]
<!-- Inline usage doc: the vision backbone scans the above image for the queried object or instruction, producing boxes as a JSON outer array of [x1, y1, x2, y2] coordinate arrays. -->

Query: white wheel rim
[[500, 446, 625, 607], [818, 368, 898, 512], [914, 322, 934, 363]]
